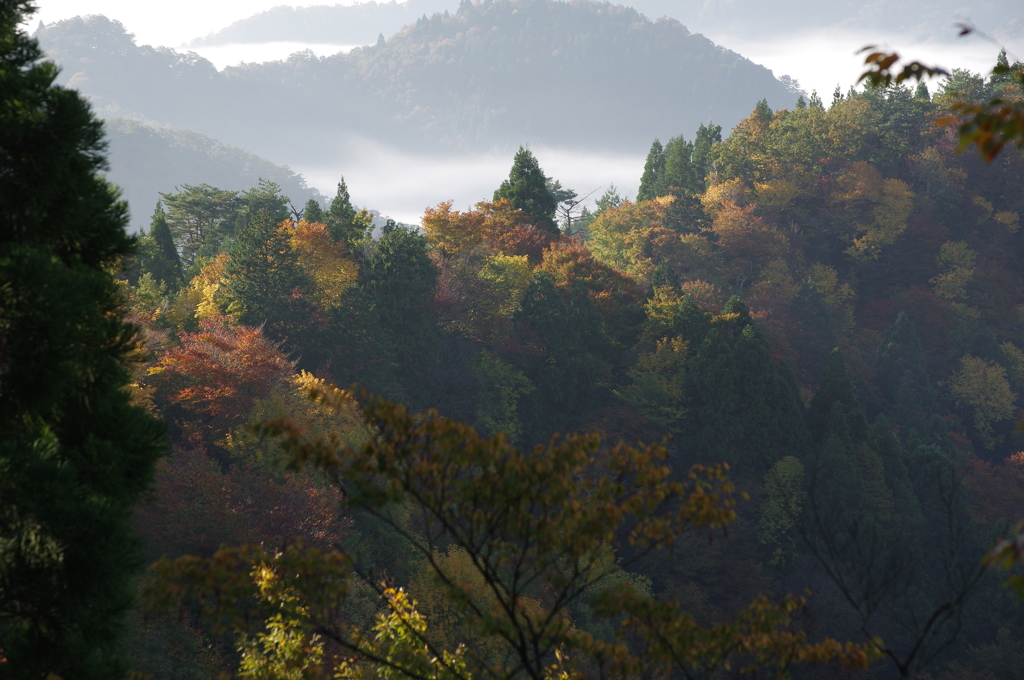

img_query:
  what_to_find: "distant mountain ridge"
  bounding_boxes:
[37,0,800,163]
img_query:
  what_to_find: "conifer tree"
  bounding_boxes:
[494,146,558,234]
[661,135,708,231]
[514,273,612,443]
[637,138,665,202]
[359,225,439,407]
[788,280,836,383]
[682,297,809,474]
[159,183,239,269]
[226,211,313,354]
[0,3,164,675]
[327,176,358,242]
[142,202,182,292]
[807,348,867,447]
[691,122,722,188]
[303,197,324,224]
[876,312,942,441]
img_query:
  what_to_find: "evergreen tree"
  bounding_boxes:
[359,225,439,407]
[494,146,558,234]
[682,297,809,474]
[303,197,324,224]
[807,348,867,447]
[866,416,923,529]
[0,3,165,675]
[692,122,722,188]
[514,273,612,444]
[662,136,699,196]
[662,135,707,232]
[225,211,313,356]
[141,202,182,292]
[239,178,289,225]
[788,280,836,385]
[327,176,358,242]
[649,260,681,295]
[876,312,942,441]
[159,183,239,269]
[637,138,665,202]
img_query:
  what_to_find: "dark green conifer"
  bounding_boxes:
[359,225,439,407]
[691,122,722,188]
[494,146,558,234]
[514,273,612,443]
[0,3,165,675]
[226,210,313,353]
[327,176,358,242]
[876,312,942,441]
[304,197,324,223]
[807,348,867,447]
[789,280,836,384]
[682,297,809,474]
[144,202,182,292]
[637,138,665,202]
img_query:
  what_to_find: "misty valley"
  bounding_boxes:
[4,1,1024,679]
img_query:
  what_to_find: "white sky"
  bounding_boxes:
[28,0,363,47]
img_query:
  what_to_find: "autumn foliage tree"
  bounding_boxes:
[148,317,293,443]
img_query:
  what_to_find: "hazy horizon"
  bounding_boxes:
[32,0,1023,97]
[31,0,1024,227]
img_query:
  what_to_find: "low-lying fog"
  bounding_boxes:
[294,140,646,226]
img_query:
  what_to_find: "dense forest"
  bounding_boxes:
[99,54,1024,677]
[6,0,1024,678]
[35,0,798,161]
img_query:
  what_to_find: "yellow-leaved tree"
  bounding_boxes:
[945,355,1016,450]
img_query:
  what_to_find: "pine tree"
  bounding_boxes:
[0,3,165,675]
[637,138,665,202]
[494,146,558,234]
[159,183,239,269]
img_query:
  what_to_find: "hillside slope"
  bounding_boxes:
[38,0,799,162]
[103,118,322,231]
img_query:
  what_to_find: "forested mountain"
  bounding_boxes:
[104,118,323,230]
[12,0,1024,677]
[36,0,799,162]
[110,57,1024,677]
